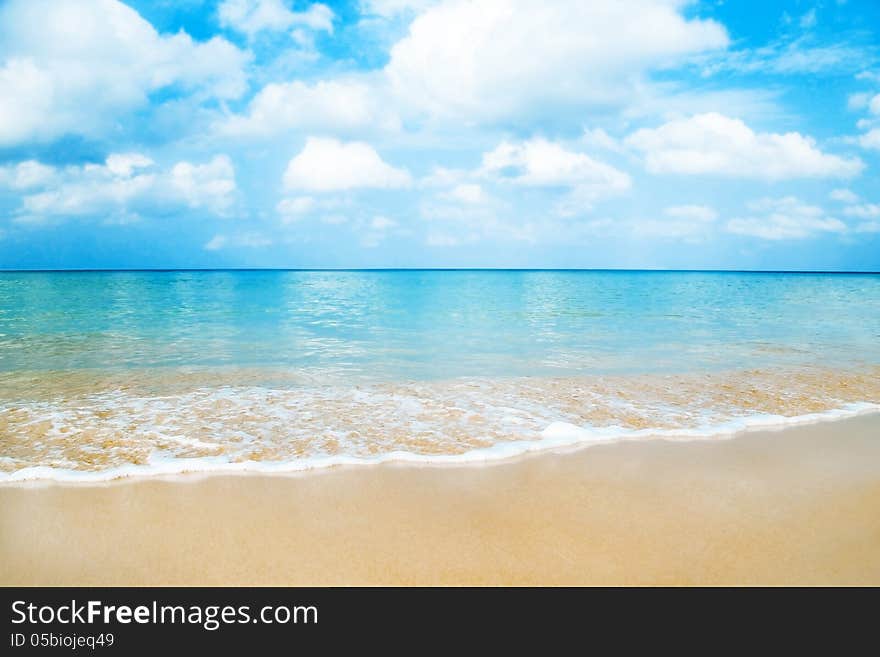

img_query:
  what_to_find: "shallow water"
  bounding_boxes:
[1,270,878,480]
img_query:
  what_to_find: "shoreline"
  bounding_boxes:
[3,403,879,486]
[2,413,880,585]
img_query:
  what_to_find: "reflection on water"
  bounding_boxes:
[1,270,879,377]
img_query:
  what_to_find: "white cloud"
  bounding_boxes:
[420,167,469,188]
[627,113,863,179]
[105,154,155,178]
[829,188,859,203]
[277,196,317,221]
[19,173,155,224]
[444,184,489,204]
[699,37,870,77]
[848,92,870,111]
[276,195,350,223]
[170,155,237,215]
[282,137,412,191]
[204,232,271,251]
[218,79,399,137]
[3,153,237,223]
[370,215,397,230]
[582,128,624,153]
[420,177,501,230]
[480,138,631,201]
[622,204,718,241]
[478,137,631,217]
[859,128,880,150]
[664,204,718,222]
[425,233,463,247]
[0,160,57,189]
[726,197,846,240]
[218,0,334,38]
[384,0,728,120]
[0,0,249,146]
[204,235,228,250]
[360,215,400,247]
[418,138,628,227]
[843,203,880,219]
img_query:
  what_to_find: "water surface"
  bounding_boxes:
[1,270,878,480]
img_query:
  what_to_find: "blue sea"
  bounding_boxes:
[1,270,878,481]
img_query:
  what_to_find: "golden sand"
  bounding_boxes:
[2,413,879,586]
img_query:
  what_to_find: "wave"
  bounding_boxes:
[2,401,877,484]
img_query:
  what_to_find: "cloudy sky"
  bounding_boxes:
[1,0,879,270]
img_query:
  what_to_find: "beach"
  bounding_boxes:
[2,270,879,586]
[3,413,879,586]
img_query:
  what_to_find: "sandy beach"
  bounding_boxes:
[2,413,879,586]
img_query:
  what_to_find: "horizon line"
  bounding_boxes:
[1,267,879,275]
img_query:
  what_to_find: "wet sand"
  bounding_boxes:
[2,414,879,586]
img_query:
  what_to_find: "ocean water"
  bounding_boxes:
[1,270,878,481]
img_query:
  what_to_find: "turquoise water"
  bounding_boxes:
[1,270,879,481]
[2,270,879,378]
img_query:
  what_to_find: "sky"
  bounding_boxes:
[1,0,879,270]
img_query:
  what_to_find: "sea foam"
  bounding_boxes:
[2,400,877,484]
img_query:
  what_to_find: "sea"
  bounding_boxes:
[1,269,878,481]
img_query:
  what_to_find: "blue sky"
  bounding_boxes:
[1,0,879,270]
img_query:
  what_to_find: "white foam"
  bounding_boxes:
[2,401,877,484]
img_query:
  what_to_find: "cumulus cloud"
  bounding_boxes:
[282,137,412,191]
[416,137,628,233]
[105,154,155,178]
[726,197,846,240]
[444,184,489,204]
[480,138,631,208]
[626,113,863,179]
[419,174,501,231]
[218,0,334,38]
[0,160,57,190]
[829,188,859,203]
[850,82,880,151]
[843,203,880,219]
[859,128,880,150]
[0,0,249,146]
[170,156,237,215]
[218,79,399,136]
[276,195,350,224]
[849,91,880,116]
[384,0,728,120]
[1,153,237,223]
